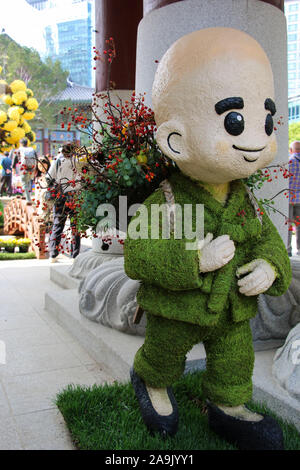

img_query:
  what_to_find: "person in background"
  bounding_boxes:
[288,140,300,256]
[34,156,52,223]
[19,138,37,202]
[46,142,81,262]
[0,151,12,196]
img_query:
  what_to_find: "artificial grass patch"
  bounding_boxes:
[0,251,36,260]
[56,371,300,450]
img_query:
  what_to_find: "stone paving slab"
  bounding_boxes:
[0,258,116,450]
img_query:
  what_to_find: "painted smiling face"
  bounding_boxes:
[153,28,277,184]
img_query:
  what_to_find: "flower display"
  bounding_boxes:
[25,97,38,111]
[12,90,28,105]
[0,74,39,151]
[22,111,35,120]
[0,110,7,125]
[10,80,27,93]
[58,39,172,237]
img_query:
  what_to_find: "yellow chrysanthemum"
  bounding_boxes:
[22,111,35,120]
[3,120,18,132]
[5,136,15,145]
[18,107,24,114]
[7,107,20,123]
[10,80,27,94]
[25,97,39,111]
[6,127,26,144]
[12,91,27,105]
[0,110,7,125]
[26,88,34,97]
[19,116,25,125]
[2,94,13,106]
[22,121,31,133]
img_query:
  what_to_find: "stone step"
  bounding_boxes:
[44,287,206,382]
[252,349,300,432]
[50,264,80,290]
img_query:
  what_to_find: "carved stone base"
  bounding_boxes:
[272,322,300,402]
[79,257,146,336]
[68,250,122,280]
[69,234,124,281]
[251,257,300,350]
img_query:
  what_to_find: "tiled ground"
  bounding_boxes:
[0,258,115,450]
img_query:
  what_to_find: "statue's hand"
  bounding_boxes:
[198,233,235,272]
[236,259,276,296]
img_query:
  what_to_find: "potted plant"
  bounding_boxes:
[3,238,16,253]
[16,238,31,253]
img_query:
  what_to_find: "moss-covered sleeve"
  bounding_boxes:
[251,212,292,296]
[124,189,203,291]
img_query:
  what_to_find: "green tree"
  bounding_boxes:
[289,121,300,146]
[0,34,69,128]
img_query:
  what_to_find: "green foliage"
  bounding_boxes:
[75,140,171,233]
[56,370,300,450]
[0,251,36,260]
[0,34,69,127]
[289,121,300,146]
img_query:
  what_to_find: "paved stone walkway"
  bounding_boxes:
[0,257,115,450]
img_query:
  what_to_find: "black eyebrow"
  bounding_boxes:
[264,98,276,116]
[215,97,244,115]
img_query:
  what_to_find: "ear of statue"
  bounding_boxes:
[156,120,185,161]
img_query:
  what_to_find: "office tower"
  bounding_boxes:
[26,0,94,87]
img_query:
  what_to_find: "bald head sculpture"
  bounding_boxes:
[152,28,277,184]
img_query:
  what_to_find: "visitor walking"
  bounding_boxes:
[0,151,12,196]
[19,138,37,202]
[47,142,81,262]
[35,156,52,223]
[288,140,300,256]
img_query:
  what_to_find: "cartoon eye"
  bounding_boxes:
[265,114,274,136]
[224,112,244,136]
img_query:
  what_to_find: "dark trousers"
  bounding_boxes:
[49,198,80,259]
[288,203,300,255]
[0,175,12,196]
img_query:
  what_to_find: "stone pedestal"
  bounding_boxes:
[273,323,300,402]
[251,257,300,350]
[78,257,145,336]
[69,235,124,281]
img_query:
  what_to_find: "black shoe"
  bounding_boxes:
[130,367,179,437]
[207,402,284,450]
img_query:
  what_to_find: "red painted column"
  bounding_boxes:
[95,0,143,92]
[143,0,284,14]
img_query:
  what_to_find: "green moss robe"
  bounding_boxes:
[124,171,292,326]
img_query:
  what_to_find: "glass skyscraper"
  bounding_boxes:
[285,0,300,121]
[26,0,94,87]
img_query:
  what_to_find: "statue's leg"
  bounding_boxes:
[203,317,284,450]
[131,313,199,437]
[202,318,254,407]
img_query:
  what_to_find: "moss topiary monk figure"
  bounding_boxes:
[124,27,292,450]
